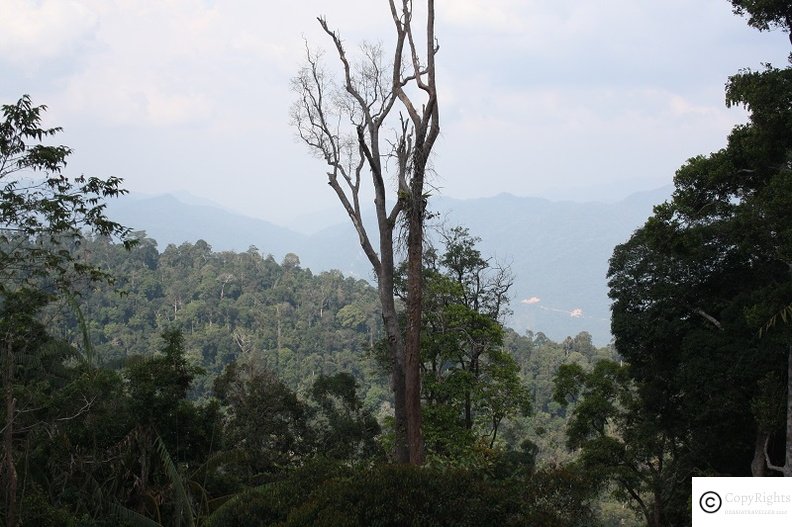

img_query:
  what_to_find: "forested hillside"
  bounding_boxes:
[50,234,619,466]
[10,232,636,526]
[53,235,384,398]
[106,188,670,345]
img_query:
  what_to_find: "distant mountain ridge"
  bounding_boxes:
[107,193,305,257]
[107,187,672,345]
[429,190,671,346]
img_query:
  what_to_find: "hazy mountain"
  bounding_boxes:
[106,193,306,257]
[429,188,671,346]
[107,187,672,345]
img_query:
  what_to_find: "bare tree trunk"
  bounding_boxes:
[399,0,439,464]
[463,351,481,431]
[377,231,409,462]
[752,430,769,476]
[464,392,472,431]
[650,497,662,527]
[292,0,439,465]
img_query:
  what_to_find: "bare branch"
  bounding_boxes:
[317,17,377,132]
[692,307,724,331]
[56,396,97,422]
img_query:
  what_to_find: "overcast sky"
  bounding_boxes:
[2,0,789,225]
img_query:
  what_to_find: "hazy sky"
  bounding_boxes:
[2,0,789,225]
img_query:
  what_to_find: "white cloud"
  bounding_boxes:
[439,0,529,33]
[521,296,541,305]
[27,0,393,129]
[667,94,722,118]
[434,68,741,200]
[61,67,213,127]
[1,0,785,222]
[41,0,236,127]
[0,0,98,65]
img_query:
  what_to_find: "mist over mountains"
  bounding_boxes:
[107,187,672,345]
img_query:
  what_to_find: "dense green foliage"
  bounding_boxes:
[206,461,597,527]
[0,95,135,527]
[730,0,792,36]
[0,231,630,526]
[48,236,385,399]
[0,95,132,293]
[415,227,529,463]
[596,8,792,526]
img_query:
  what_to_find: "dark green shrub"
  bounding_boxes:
[205,458,351,527]
[284,464,593,527]
[19,485,78,527]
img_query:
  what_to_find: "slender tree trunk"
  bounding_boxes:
[651,498,662,527]
[2,341,17,527]
[400,0,440,459]
[405,186,425,464]
[464,352,481,431]
[489,416,502,449]
[377,252,409,463]
[464,392,472,431]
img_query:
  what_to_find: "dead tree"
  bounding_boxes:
[291,0,439,464]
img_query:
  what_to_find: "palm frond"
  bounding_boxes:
[64,290,95,367]
[154,434,195,527]
[761,302,792,337]
[110,503,164,527]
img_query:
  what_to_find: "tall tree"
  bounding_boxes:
[606,4,792,493]
[416,227,527,460]
[291,0,440,464]
[0,95,132,527]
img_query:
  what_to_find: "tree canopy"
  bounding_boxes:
[0,95,132,293]
[601,7,792,523]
